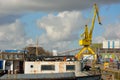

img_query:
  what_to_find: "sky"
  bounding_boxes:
[0,0,120,52]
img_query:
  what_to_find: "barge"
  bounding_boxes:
[0,53,101,80]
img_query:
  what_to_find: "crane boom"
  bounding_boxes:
[89,3,101,39]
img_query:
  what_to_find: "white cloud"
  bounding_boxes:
[37,11,87,41]
[94,36,106,43]
[26,38,35,45]
[104,23,120,39]
[37,11,87,50]
[94,23,120,43]
[0,20,26,49]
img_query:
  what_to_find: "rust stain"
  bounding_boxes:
[26,61,76,74]
[59,62,65,72]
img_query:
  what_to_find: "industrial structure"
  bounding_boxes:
[75,3,102,67]
[0,3,120,80]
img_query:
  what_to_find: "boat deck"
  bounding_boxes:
[0,72,101,80]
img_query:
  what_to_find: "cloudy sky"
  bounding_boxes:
[0,0,120,51]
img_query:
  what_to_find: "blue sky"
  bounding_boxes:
[20,12,47,40]
[0,0,120,52]
[21,3,120,39]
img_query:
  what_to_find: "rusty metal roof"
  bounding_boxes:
[0,72,75,80]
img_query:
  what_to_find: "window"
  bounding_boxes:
[30,65,33,68]
[107,50,114,53]
[41,65,55,71]
[66,65,75,71]
[99,50,105,53]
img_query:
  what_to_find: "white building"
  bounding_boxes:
[103,40,120,48]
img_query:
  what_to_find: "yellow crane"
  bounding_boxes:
[75,3,102,64]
